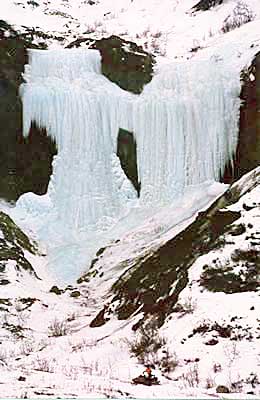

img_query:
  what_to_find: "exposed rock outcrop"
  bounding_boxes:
[223,51,260,183]
[237,51,260,178]
[89,168,260,328]
[0,20,57,201]
[117,128,140,194]
[0,211,40,285]
[67,35,155,94]
[192,0,223,12]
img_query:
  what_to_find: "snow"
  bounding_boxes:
[16,14,259,284]
[19,41,243,237]
[0,0,260,398]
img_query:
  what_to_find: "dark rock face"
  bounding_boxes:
[223,51,260,183]
[117,128,140,194]
[67,35,155,94]
[111,205,241,323]
[90,306,109,328]
[237,52,260,177]
[0,211,40,284]
[16,123,57,199]
[192,0,223,12]
[88,169,259,328]
[0,20,57,202]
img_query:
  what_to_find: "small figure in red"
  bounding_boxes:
[143,366,152,380]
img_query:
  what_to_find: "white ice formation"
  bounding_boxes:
[20,48,241,232]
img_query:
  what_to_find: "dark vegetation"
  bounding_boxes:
[237,51,260,176]
[88,182,254,328]
[200,249,259,293]
[88,169,260,329]
[128,318,179,372]
[110,209,241,324]
[27,1,40,8]
[187,319,254,342]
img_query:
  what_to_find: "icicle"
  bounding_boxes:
[134,59,241,204]
[20,48,137,232]
[20,49,241,233]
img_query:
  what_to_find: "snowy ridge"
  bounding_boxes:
[1,0,260,61]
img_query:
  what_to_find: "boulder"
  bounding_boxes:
[216,385,230,393]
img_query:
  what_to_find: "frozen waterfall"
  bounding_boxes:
[134,61,240,203]
[20,48,241,232]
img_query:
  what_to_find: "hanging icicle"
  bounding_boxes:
[20,48,241,232]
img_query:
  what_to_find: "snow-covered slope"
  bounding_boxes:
[1,0,260,60]
[0,0,259,398]
[0,169,259,398]
[9,0,259,283]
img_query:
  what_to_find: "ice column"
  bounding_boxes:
[20,49,241,231]
[21,49,136,231]
[134,60,241,204]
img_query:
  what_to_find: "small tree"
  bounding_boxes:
[181,364,200,387]
[48,318,69,337]
[128,319,166,364]
[128,318,179,372]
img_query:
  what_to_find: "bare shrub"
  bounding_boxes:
[62,365,79,380]
[128,319,166,363]
[71,338,96,352]
[224,342,240,390]
[37,338,49,352]
[34,355,54,373]
[224,342,239,368]
[174,295,196,315]
[20,340,34,356]
[67,312,77,322]
[48,318,69,337]
[245,372,259,389]
[222,1,255,33]
[231,374,243,392]
[160,349,179,373]
[16,311,28,326]
[0,349,7,365]
[181,364,200,387]
[128,319,179,372]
